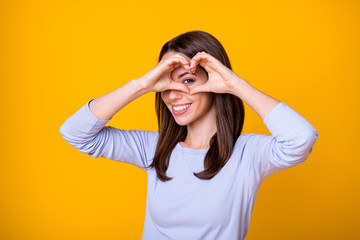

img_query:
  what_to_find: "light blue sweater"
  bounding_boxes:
[59,99,318,240]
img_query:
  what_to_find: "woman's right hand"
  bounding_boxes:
[136,53,192,93]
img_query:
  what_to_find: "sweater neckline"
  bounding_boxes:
[177,142,209,155]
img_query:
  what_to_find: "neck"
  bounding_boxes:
[182,106,217,149]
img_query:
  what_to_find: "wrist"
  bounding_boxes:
[131,77,152,96]
[228,75,248,96]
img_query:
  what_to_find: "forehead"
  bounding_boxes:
[161,51,191,61]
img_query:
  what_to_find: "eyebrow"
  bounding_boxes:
[177,72,197,79]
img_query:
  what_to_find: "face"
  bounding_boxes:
[160,51,216,127]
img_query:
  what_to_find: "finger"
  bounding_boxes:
[167,81,190,93]
[190,83,212,94]
[169,57,191,73]
[189,51,212,73]
[169,54,193,73]
[160,55,187,67]
[173,62,191,73]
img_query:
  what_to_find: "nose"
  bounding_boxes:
[168,89,184,101]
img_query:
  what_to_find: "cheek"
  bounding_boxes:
[161,92,169,102]
[203,93,215,108]
[193,93,213,107]
[160,92,173,111]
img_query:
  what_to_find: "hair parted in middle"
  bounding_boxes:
[147,30,245,181]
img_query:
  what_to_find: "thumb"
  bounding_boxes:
[190,83,211,94]
[168,82,190,93]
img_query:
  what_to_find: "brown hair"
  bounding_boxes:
[148,30,245,181]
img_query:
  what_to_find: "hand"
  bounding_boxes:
[189,51,240,94]
[139,53,192,93]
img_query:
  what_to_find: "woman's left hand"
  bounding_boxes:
[189,51,241,94]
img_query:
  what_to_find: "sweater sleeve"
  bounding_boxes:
[59,98,158,171]
[244,102,319,183]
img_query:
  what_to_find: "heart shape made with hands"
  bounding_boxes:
[171,52,206,74]
[169,51,237,95]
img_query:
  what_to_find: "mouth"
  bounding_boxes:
[172,103,192,115]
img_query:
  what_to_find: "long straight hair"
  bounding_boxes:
[148,30,245,181]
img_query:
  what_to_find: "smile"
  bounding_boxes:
[172,104,191,115]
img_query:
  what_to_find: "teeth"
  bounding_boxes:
[173,104,191,111]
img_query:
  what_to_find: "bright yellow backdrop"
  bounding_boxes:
[1,0,359,239]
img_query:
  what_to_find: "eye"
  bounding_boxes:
[183,79,194,84]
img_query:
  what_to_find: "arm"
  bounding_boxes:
[189,51,319,181]
[228,78,280,120]
[59,97,158,170]
[59,53,193,168]
[228,72,318,181]
[244,102,319,182]
[89,52,192,120]
[88,79,148,120]
[231,78,319,182]
[189,51,280,120]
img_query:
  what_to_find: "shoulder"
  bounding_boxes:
[123,129,158,139]
[137,130,159,155]
[134,129,159,139]
[129,129,159,146]
[107,129,159,153]
[231,133,275,161]
[234,132,272,149]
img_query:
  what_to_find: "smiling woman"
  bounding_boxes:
[59,30,319,240]
[153,39,244,181]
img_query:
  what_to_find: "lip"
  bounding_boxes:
[172,103,192,107]
[172,103,192,115]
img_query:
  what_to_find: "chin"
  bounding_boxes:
[174,120,188,126]
[172,117,189,126]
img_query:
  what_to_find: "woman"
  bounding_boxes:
[60,30,318,240]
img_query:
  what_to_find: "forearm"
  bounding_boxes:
[89,78,149,120]
[229,77,281,120]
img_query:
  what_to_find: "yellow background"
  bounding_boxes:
[1,0,359,239]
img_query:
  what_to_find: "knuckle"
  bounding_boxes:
[174,53,187,59]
